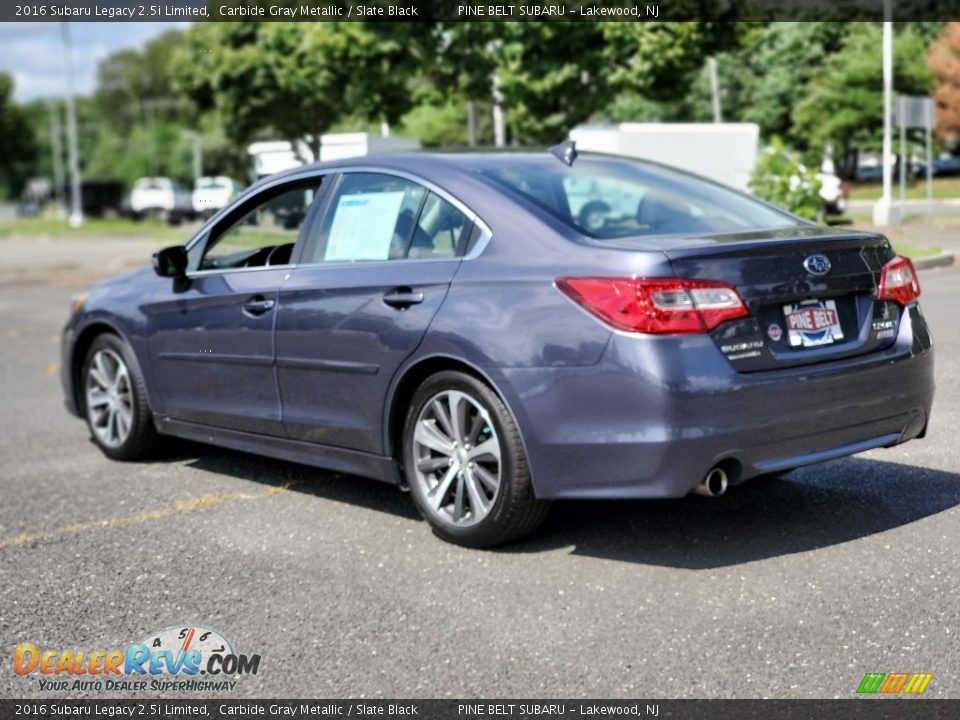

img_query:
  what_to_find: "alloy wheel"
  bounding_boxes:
[85,348,134,448]
[411,390,502,528]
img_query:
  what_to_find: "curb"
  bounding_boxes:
[912,252,955,270]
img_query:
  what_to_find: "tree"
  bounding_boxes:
[792,23,934,177]
[731,23,848,140]
[429,23,610,145]
[433,23,741,146]
[178,22,427,157]
[928,22,960,149]
[602,22,741,103]
[0,74,37,199]
[495,23,612,144]
[95,29,190,135]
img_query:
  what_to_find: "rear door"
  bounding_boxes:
[274,171,473,453]
[664,228,899,372]
[145,177,324,435]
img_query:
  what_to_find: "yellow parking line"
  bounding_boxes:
[0,482,298,551]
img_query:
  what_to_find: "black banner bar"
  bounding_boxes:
[2,0,960,23]
[2,700,960,720]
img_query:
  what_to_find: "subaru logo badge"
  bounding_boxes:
[803,254,831,276]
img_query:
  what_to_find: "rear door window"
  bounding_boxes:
[307,173,467,263]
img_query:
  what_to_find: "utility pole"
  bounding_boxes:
[467,100,477,148]
[47,100,65,212]
[873,1,897,226]
[492,74,505,148]
[707,57,722,124]
[61,22,83,227]
[182,130,203,181]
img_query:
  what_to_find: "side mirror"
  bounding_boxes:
[152,245,188,278]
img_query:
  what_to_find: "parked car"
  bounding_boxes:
[932,155,960,177]
[129,177,193,224]
[61,151,934,547]
[192,176,242,219]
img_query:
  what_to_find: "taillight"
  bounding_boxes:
[555,276,748,334]
[877,255,921,306]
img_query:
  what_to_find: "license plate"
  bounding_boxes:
[783,299,844,347]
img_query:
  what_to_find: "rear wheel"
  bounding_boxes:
[82,334,158,461]
[402,371,549,547]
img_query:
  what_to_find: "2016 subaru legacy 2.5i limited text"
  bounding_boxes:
[61,147,934,547]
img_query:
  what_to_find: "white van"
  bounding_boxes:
[129,177,193,224]
[192,176,242,219]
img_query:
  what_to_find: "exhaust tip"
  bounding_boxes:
[695,467,728,497]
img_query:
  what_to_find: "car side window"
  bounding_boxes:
[409,192,467,259]
[308,173,466,263]
[199,181,320,271]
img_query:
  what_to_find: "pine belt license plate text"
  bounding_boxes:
[783,299,844,347]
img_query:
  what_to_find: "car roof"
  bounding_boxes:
[259,151,630,185]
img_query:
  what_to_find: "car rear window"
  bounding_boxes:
[480,156,802,240]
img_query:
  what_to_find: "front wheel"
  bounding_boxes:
[402,371,549,548]
[82,334,158,461]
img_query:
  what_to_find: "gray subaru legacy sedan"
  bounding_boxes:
[61,150,934,547]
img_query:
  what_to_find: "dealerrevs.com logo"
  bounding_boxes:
[14,625,261,693]
[856,672,933,695]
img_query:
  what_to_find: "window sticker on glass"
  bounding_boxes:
[324,191,406,261]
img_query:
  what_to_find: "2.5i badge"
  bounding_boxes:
[783,299,844,347]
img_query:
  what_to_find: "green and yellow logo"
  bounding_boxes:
[856,672,933,694]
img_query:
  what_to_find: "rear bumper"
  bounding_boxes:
[501,305,934,499]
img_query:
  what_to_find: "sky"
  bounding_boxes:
[0,22,187,103]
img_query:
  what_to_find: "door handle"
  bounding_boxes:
[243,295,275,315]
[382,288,425,309]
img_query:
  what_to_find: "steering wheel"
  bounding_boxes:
[266,244,293,266]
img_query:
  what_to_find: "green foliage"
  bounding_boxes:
[793,23,934,174]
[95,30,191,134]
[432,23,611,145]
[730,23,848,140]
[178,22,426,155]
[750,138,823,220]
[399,97,492,148]
[602,23,739,103]
[0,74,38,199]
[494,23,611,144]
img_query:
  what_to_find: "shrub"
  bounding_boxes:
[750,138,823,220]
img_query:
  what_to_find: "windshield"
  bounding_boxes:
[134,178,170,190]
[196,177,230,189]
[481,156,802,239]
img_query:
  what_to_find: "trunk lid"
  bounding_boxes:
[661,228,900,372]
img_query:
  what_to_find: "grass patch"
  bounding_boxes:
[849,176,960,201]
[892,243,941,259]
[0,216,193,242]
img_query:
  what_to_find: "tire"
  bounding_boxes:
[402,371,550,548]
[81,334,158,461]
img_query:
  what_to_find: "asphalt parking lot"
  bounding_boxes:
[1,247,958,699]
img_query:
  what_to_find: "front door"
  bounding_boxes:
[146,178,324,435]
